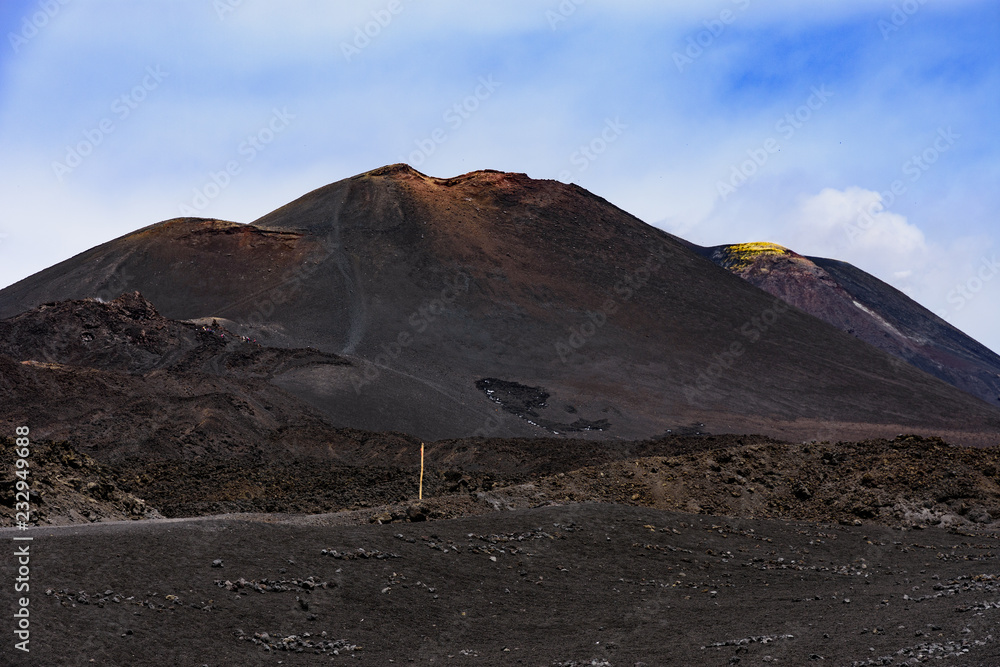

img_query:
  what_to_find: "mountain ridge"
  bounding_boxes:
[2,165,998,446]
[701,242,1000,408]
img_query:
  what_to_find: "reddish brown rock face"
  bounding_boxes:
[2,165,999,447]
[704,242,1000,409]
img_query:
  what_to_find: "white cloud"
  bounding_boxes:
[660,182,999,354]
[780,187,998,354]
[793,186,928,263]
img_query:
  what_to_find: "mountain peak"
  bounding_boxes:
[108,290,160,319]
[362,163,430,179]
[4,168,1000,444]
[708,242,797,272]
[361,163,532,188]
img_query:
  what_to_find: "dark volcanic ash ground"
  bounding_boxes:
[4,431,1000,665]
[4,504,1000,666]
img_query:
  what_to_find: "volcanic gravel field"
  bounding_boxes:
[4,503,1000,666]
[4,432,1000,665]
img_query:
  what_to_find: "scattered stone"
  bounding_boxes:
[214,576,330,593]
[244,632,358,655]
[407,505,428,522]
[320,547,400,560]
[703,634,795,649]
[850,633,995,666]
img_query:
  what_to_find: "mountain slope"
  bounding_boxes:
[2,165,999,444]
[0,291,370,461]
[703,242,1000,408]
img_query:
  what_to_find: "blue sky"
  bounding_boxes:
[1,0,998,354]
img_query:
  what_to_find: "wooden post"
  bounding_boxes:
[419,443,424,500]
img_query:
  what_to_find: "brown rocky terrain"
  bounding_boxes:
[5,427,1000,664]
[6,433,1000,534]
[0,438,159,525]
[520,435,1000,530]
[0,291,364,461]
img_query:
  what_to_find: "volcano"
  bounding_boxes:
[5,165,1000,667]
[2,164,999,445]
[702,242,1000,409]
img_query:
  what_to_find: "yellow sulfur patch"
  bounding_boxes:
[715,242,790,271]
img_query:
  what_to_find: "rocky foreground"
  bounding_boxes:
[4,433,1000,664]
[5,434,1000,532]
[5,503,1000,665]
